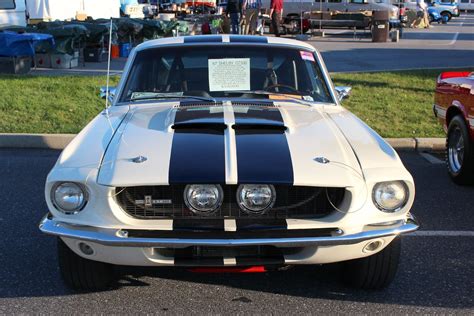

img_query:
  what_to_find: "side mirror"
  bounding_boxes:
[335,86,352,102]
[100,86,117,103]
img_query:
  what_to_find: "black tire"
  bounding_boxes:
[446,115,474,185]
[441,11,452,21]
[57,238,114,291]
[342,237,401,290]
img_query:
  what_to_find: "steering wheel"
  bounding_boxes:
[264,84,299,94]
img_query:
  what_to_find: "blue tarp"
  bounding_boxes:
[0,31,55,57]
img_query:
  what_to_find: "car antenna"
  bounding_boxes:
[105,18,113,113]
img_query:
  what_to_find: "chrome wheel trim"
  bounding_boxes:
[448,126,464,173]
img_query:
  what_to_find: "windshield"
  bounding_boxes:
[118,45,334,103]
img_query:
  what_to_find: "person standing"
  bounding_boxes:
[270,0,283,37]
[242,0,261,35]
[415,0,430,28]
[226,0,242,34]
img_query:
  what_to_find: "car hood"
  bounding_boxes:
[97,101,363,188]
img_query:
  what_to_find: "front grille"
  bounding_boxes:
[115,185,345,219]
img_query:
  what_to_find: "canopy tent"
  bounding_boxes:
[0,31,54,56]
[26,0,120,21]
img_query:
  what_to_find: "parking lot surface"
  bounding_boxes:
[313,13,474,72]
[0,149,472,314]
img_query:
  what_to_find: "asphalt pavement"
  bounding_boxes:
[312,13,474,72]
[0,149,472,314]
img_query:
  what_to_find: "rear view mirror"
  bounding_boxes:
[100,86,117,103]
[335,86,352,102]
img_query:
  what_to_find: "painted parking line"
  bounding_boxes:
[419,152,445,165]
[448,16,466,45]
[407,230,474,237]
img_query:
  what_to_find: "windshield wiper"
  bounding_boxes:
[224,90,301,98]
[224,90,314,101]
[130,92,216,103]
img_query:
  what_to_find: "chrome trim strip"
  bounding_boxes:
[39,214,419,248]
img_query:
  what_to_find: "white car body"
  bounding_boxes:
[40,36,417,271]
[0,0,27,27]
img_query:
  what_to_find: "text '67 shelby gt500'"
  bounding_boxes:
[39,35,419,291]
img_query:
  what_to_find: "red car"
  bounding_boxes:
[434,71,474,184]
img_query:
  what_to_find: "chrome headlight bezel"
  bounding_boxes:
[184,184,223,215]
[51,182,88,215]
[236,184,276,214]
[372,181,409,213]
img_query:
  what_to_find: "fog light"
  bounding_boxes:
[78,242,94,255]
[237,184,276,214]
[184,184,223,215]
[363,240,383,253]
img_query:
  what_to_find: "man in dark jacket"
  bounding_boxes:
[226,0,242,34]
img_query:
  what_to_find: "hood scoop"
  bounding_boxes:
[232,123,287,131]
[172,122,227,130]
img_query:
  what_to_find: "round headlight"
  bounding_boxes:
[184,184,223,215]
[237,184,276,214]
[372,181,408,212]
[51,182,87,214]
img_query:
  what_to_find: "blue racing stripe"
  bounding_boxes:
[234,106,294,184]
[168,105,226,184]
[229,36,268,43]
[183,35,222,43]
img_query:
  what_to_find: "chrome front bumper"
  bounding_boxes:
[39,214,419,248]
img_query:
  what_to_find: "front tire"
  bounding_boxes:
[57,238,114,291]
[342,237,401,290]
[446,115,474,185]
[441,11,452,21]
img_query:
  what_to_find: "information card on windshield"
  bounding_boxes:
[208,58,250,91]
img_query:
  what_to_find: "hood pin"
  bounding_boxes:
[314,157,330,164]
[131,156,147,163]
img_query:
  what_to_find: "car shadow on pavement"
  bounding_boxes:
[1,233,471,311]
[109,236,472,310]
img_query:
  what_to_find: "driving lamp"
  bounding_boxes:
[184,184,223,215]
[51,182,88,214]
[237,184,276,214]
[372,181,409,212]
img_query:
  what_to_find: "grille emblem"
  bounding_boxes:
[145,195,152,207]
[134,196,172,206]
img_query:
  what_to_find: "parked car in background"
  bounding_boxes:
[262,0,400,20]
[434,71,474,184]
[458,0,474,11]
[403,0,460,20]
[428,6,442,22]
[39,35,418,291]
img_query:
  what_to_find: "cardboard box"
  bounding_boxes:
[35,53,51,68]
[0,56,32,74]
[50,53,79,69]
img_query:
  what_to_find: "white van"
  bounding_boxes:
[261,0,400,20]
[0,0,27,26]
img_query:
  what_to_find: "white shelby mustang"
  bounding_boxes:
[39,35,418,291]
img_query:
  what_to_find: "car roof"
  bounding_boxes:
[135,35,318,53]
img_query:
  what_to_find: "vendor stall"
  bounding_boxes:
[0,30,54,73]
[26,0,120,22]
